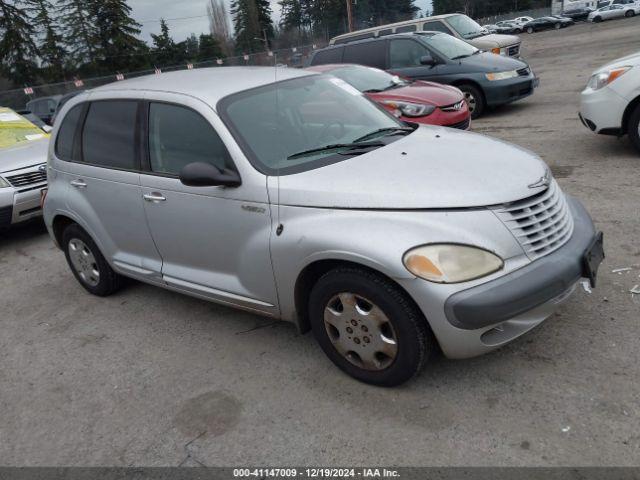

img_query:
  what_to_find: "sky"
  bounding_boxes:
[130,0,434,43]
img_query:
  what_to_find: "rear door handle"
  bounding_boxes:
[143,193,166,203]
[70,179,87,188]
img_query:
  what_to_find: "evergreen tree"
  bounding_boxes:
[33,0,66,82]
[184,34,200,61]
[197,33,223,62]
[57,0,96,68]
[90,0,147,72]
[151,19,177,67]
[231,0,274,53]
[0,0,39,86]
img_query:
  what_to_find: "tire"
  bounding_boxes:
[458,83,485,119]
[628,103,640,154]
[62,224,123,296]
[527,26,534,33]
[308,267,436,387]
[515,28,522,33]
[625,10,634,17]
[593,16,602,22]
[554,22,561,29]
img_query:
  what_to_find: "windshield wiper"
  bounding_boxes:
[352,127,414,143]
[286,141,385,160]
[451,54,472,60]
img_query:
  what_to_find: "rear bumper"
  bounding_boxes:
[484,73,538,106]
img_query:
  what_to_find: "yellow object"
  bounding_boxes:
[0,107,50,149]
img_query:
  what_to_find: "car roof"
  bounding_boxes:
[90,67,316,106]
[306,63,377,73]
[318,31,439,51]
[330,13,464,41]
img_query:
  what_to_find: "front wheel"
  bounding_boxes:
[625,10,634,17]
[458,83,485,119]
[527,26,534,33]
[554,22,561,29]
[628,104,640,154]
[593,16,602,22]
[309,267,435,387]
[515,28,522,33]
[62,224,124,296]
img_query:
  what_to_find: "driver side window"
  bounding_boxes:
[389,39,429,68]
[148,102,233,175]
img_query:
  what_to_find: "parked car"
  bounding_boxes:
[306,64,471,129]
[51,91,84,125]
[330,14,523,58]
[495,20,524,33]
[14,111,53,133]
[561,7,595,21]
[0,107,50,230]
[549,14,576,26]
[588,3,639,21]
[513,16,534,24]
[44,67,603,386]
[309,32,538,119]
[482,24,498,33]
[580,51,640,153]
[522,17,565,33]
[25,95,62,125]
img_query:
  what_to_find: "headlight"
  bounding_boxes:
[380,100,436,117]
[587,66,631,90]
[0,176,10,188]
[485,70,519,81]
[403,244,504,283]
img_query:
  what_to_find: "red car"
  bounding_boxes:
[306,64,471,130]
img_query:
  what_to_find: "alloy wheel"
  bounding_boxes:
[463,91,477,113]
[68,238,100,287]
[323,292,398,371]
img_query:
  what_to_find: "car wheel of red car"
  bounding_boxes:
[459,84,485,119]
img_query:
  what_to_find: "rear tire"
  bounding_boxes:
[554,22,561,29]
[625,10,634,17]
[527,26,534,33]
[308,267,436,387]
[62,224,123,296]
[593,16,602,22]
[628,104,640,154]
[458,83,485,119]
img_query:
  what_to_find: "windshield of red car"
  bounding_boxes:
[329,66,408,93]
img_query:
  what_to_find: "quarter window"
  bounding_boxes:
[311,47,344,65]
[55,104,83,161]
[389,39,429,68]
[343,41,385,69]
[421,21,454,35]
[395,24,417,33]
[81,101,138,170]
[148,103,232,175]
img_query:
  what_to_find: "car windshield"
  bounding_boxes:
[421,32,479,60]
[0,108,48,150]
[219,75,406,175]
[446,14,486,39]
[329,66,408,93]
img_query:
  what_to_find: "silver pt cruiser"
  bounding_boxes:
[43,67,604,386]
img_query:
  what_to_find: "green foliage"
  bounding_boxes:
[231,0,274,53]
[33,0,66,82]
[0,0,40,85]
[197,33,224,62]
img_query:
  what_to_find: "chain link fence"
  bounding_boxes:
[474,7,553,26]
[0,43,323,112]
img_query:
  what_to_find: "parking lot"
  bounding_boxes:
[1,18,639,467]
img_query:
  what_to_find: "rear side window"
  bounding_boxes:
[343,41,386,69]
[422,21,454,34]
[55,104,83,161]
[378,29,393,37]
[81,101,138,170]
[311,47,344,65]
[389,39,429,68]
[147,102,233,175]
[396,24,417,33]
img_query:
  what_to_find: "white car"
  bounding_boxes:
[588,3,640,21]
[513,16,534,24]
[580,51,640,152]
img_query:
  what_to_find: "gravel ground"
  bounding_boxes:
[1,18,639,467]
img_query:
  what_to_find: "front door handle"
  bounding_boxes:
[70,179,87,188]
[143,193,166,203]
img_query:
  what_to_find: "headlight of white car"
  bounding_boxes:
[587,66,632,90]
[0,176,10,188]
[380,100,436,117]
[403,244,504,284]
[485,70,519,81]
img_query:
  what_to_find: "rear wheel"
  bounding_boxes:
[62,224,123,296]
[308,267,435,387]
[458,83,485,119]
[593,16,602,22]
[527,26,534,33]
[628,104,640,154]
[625,10,634,17]
[554,22,561,29]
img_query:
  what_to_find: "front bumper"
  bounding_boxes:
[400,197,601,359]
[579,85,627,135]
[0,183,46,228]
[484,72,538,107]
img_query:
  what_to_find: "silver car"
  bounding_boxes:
[43,68,604,386]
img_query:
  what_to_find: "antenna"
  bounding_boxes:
[274,52,283,236]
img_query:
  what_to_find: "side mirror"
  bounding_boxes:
[420,55,437,66]
[179,162,241,188]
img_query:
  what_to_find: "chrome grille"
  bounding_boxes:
[5,169,47,188]
[508,44,520,57]
[441,100,465,112]
[493,180,574,260]
[517,67,531,77]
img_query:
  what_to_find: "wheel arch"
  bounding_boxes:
[450,79,486,100]
[51,214,77,248]
[622,94,640,134]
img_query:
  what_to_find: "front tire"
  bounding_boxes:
[593,16,602,22]
[554,22,561,29]
[62,224,123,296]
[527,26,534,33]
[625,10,634,17]
[459,83,485,119]
[628,104,640,154]
[308,267,435,387]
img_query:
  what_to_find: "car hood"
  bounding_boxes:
[470,33,520,49]
[273,126,549,209]
[0,138,49,174]
[594,51,640,72]
[367,81,463,106]
[458,51,528,73]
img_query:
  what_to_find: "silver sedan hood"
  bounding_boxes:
[273,126,548,209]
[0,139,49,174]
